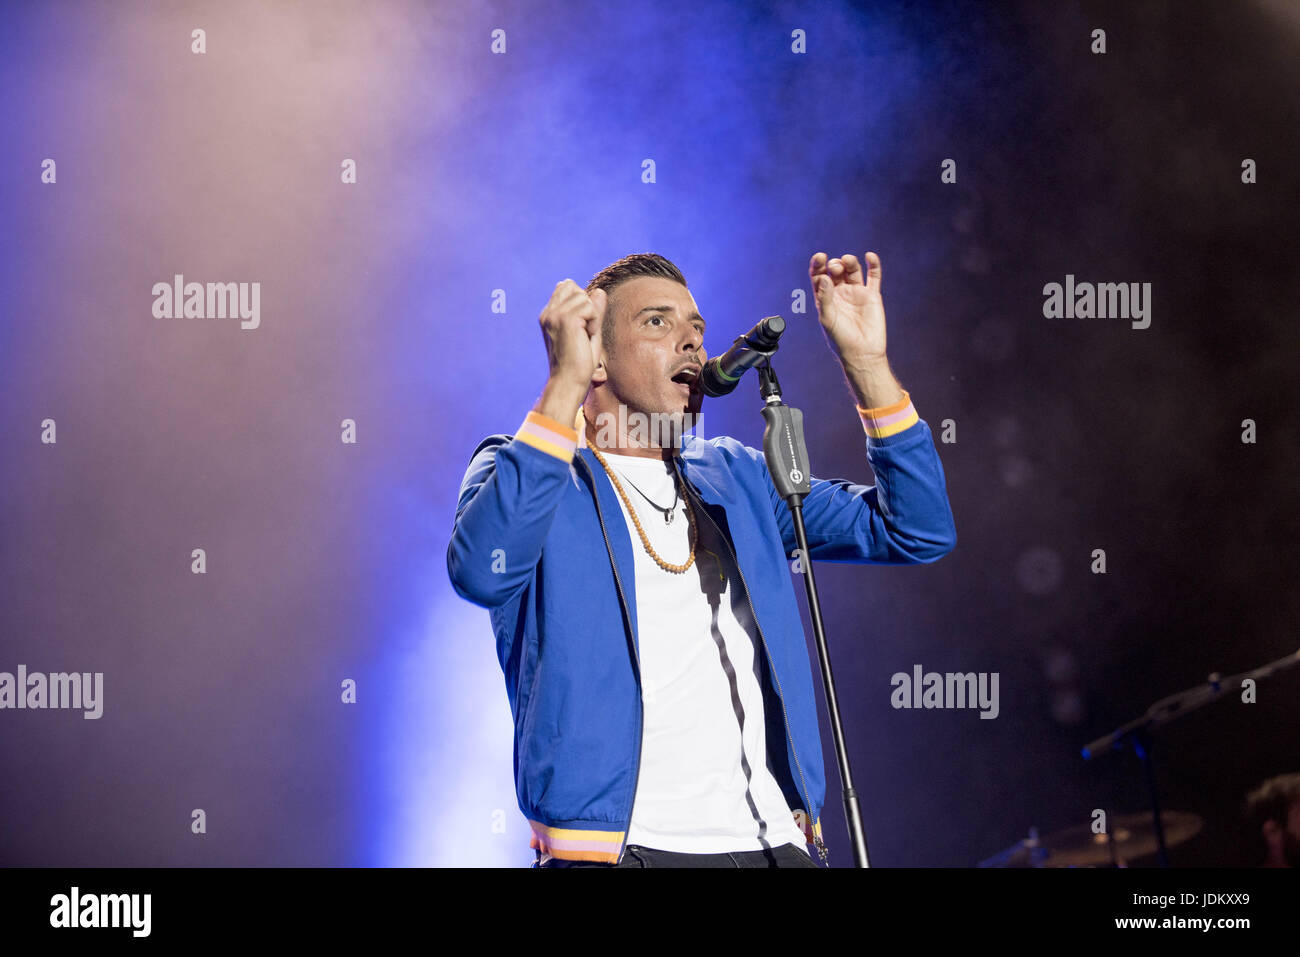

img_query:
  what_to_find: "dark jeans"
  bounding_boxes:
[535,842,822,868]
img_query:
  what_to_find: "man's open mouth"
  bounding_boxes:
[670,364,701,392]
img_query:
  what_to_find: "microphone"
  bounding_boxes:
[700,315,786,397]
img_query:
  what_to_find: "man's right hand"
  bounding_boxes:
[533,280,607,425]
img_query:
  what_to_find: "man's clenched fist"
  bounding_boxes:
[539,280,606,392]
[532,280,608,427]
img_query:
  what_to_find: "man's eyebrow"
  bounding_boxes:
[635,305,706,326]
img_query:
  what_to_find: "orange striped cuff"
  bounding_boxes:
[529,820,625,863]
[516,410,579,462]
[857,389,918,439]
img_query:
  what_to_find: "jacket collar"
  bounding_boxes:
[575,405,738,506]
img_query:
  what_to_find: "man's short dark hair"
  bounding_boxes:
[586,253,688,355]
[1243,772,1300,840]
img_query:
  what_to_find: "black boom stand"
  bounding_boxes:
[755,357,871,868]
[1081,645,1300,867]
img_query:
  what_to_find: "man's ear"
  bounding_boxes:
[1261,818,1284,858]
[591,351,608,385]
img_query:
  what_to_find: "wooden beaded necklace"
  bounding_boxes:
[588,444,697,574]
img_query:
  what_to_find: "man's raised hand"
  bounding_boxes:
[533,280,607,425]
[539,280,606,392]
[808,251,888,367]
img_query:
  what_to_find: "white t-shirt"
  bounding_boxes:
[598,450,810,857]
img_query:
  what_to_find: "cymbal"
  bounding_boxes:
[1038,811,1203,866]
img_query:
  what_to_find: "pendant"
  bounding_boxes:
[665,509,674,526]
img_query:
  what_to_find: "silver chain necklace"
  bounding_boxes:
[611,467,680,525]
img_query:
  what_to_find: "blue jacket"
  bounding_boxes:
[446,399,956,864]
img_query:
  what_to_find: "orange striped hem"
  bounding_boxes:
[528,820,626,863]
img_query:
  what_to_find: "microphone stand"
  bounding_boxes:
[756,357,871,868]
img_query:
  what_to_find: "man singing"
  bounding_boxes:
[447,250,957,867]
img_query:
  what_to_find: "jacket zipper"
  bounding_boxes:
[679,465,829,865]
[577,453,644,866]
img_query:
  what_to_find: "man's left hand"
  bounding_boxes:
[808,251,887,367]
